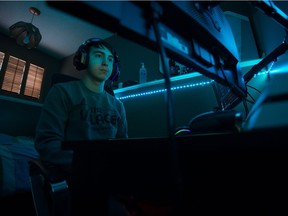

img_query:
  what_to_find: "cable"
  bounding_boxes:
[242,98,249,118]
[246,84,262,95]
[150,2,183,212]
[246,91,256,104]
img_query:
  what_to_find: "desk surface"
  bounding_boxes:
[67,126,288,215]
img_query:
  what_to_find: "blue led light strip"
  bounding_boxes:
[253,70,269,77]
[117,80,213,100]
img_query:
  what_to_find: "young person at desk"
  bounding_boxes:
[35,37,128,170]
[34,38,173,216]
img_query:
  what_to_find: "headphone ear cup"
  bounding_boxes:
[109,54,120,81]
[73,46,88,70]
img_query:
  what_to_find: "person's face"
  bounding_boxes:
[86,45,114,82]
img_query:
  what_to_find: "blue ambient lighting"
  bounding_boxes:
[116,80,213,100]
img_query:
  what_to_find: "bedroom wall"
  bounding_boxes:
[0,33,62,102]
[115,74,219,138]
[0,33,61,137]
[0,95,42,137]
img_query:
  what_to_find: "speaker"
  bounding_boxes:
[73,38,120,81]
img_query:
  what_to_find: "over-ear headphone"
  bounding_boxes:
[73,38,120,81]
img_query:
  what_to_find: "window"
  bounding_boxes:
[24,63,44,98]
[2,55,26,94]
[0,51,45,99]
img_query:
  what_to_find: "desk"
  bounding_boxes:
[66,126,288,215]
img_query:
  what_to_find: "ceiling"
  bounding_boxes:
[0,0,288,66]
[0,1,115,60]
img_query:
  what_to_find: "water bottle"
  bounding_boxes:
[139,62,147,84]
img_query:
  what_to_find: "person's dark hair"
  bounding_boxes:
[84,39,115,56]
[73,38,120,81]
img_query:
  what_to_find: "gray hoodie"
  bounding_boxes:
[34,80,128,165]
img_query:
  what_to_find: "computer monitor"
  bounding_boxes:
[47,0,247,100]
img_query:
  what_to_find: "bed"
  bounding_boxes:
[0,95,41,199]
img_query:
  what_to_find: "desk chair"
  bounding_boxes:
[29,159,70,216]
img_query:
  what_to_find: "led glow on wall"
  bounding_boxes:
[116,80,213,100]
